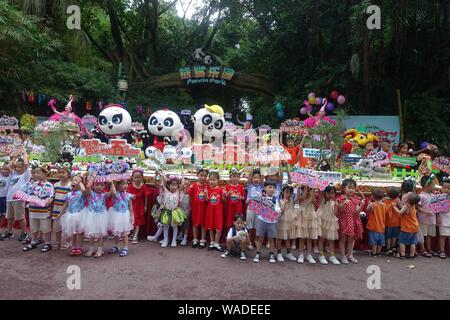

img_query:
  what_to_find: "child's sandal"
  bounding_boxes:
[94,248,104,258]
[23,243,37,252]
[394,253,405,260]
[119,248,129,257]
[84,248,94,257]
[69,248,78,256]
[40,244,52,253]
[439,252,447,259]
[108,246,119,254]
[131,236,139,244]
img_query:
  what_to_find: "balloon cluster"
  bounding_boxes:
[300,90,346,115]
[275,102,285,119]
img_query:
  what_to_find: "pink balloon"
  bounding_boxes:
[337,95,346,105]
[306,105,313,112]
[300,107,307,115]
[315,97,322,105]
[303,100,310,106]
[331,90,339,100]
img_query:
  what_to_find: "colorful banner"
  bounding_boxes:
[432,157,450,174]
[290,172,329,190]
[80,139,141,157]
[248,200,279,223]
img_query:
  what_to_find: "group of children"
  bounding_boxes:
[0,148,150,257]
[1,147,449,265]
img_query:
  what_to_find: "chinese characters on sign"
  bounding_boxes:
[80,139,141,157]
[179,66,236,86]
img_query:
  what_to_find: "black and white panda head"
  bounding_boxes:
[60,143,74,155]
[192,104,225,140]
[148,109,183,138]
[98,104,132,136]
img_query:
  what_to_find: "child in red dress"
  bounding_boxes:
[336,178,366,264]
[188,167,209,249]
[224,168,245,230]
[128,169,149,244]
[205,171,225,252]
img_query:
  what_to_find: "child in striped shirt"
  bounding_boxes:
[51,166,72,249]
[23,166,55,252]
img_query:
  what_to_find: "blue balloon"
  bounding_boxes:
[276,110,285,119]
[419,141,429,150]
[326,102,335,111]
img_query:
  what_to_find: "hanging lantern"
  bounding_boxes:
[117,79,128,92]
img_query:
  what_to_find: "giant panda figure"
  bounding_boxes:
[147,109,184,152]
[97,104,133,142]
[192,104,225,144]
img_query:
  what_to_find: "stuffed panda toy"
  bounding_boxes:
[59,142,75,163]
[147,109,184,152]
[192,104,225,144]
[97,104,133,143]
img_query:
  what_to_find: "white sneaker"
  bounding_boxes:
[286,252,297,261]
[276,253,285,262]
[161,241,168,248]
[171,241,177,247]
[348,255,359,264]
[181,237,187,246]
[147,235,157,242]
[297,254,304,264]
[306,254,316,264]
[240,252,247,261]
[329,256,341,265]
[341,256,349,264]
[253,254,260,263]
[269,254,276,263]
[313,246,320,254]
[318,255,328,265]
[158,239,164,245]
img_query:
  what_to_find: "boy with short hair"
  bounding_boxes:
[366,188,386,256]
[221,215,249,260]
[252,181,281,264]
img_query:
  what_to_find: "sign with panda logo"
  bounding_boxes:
[179,48,235,86]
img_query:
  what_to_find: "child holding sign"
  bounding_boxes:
[417,175,437,257]
[437,177,450,259]
[252,181,281,264]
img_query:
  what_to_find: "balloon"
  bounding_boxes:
[308,97,316,105]
[303,100,310,106]
[337,95,346,105]
[276,110,285,119]
[326,102,335,111]
[275,102,284,111]
[300,107,307,115]
[331,90,339,100]
[419,141,429,150]
[308,92,316,100]
[315,97,322,105]
[306,105,312,112]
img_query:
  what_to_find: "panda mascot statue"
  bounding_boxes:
[192,104,225,144]
[147,109,184,152]
[97,104,133,143]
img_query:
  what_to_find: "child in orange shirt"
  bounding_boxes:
[366,189,387,256]
[393,193,421,259]
[283,136,300,166]
[383,187,401,255]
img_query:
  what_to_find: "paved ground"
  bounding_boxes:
[1,235,449,300]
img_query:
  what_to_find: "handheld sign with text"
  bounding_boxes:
[390,155,417,166]
[247,201,279,223]
[432,157,450,174]
[290,171,329,191]
[80,139,140,157]
[427,194,450,214]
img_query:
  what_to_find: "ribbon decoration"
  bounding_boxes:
[13,191,48,207]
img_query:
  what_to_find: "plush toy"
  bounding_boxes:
[192,104,225,143]
[344,129,379,148]
[148,109,184,152]
[59,142,74,163]
[97,104,132,138]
